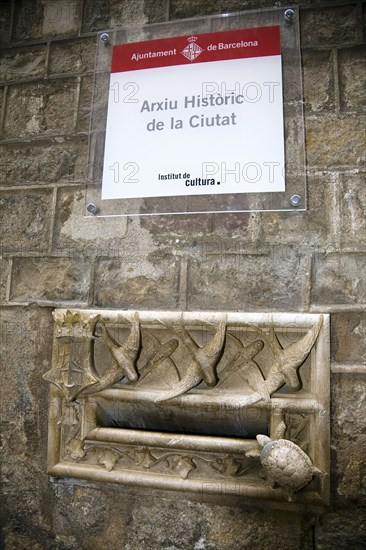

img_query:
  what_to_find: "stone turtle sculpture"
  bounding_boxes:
[255,434,324,501]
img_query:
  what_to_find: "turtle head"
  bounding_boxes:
[256,434,271,447]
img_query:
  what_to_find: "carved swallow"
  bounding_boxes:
[76,313,140,397]
[240,316,324,407]
[155,315,227,402]
[136,334,180,385]
[216,333,264,387]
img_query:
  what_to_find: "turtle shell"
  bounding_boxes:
[260,439,314,491]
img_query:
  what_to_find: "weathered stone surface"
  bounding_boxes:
[0,137,88,185]
[315,507,366,549]
[302,49,334,113]
[0,45,47,83]
[336,436,366,503]
[0,85,4,117]
[124,499,311,550]
[48,37,96,76]
[0,257,10,303]
[81,0,148,32]
[168,0,311,20]
[1,307,57,547]
[12,0,81,42]
[330,375,366,506]
[209,212,252,237]
[94,254,180,308]
[3,79,78,139]
[311,253,366,305]
[52,485,108,540]
[340,173,366,247]
[76,75,93,133]
[338,45,366,111]
[332,374,366,444]
[10,257,91,302]
[0,189,53,253]
[187,248,308,310]
[52,186,129,256]
[0,307,53,439]
[305,116,366,168]
[300,4,359,48]
[331,312,366,364]
[140,209,212,236]
[256,172,332,246]
[0,0,11,47]
[143,0,169,23]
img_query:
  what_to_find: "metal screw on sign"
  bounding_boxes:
[100,33,110,45]
[87,203,98,215]
[290,194,302,207]
[284,8,295,23]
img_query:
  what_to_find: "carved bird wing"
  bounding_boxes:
[226,331,244,354]
[278,316,323,389]
[171,319,198,357]
[139,330,160,372]
[136,339,179,384]
[197,315,227,385]
[76,367,126,396]
[268,325,284,358]
[238,360,265,391]
[217,353,264,389]
[155,365,201,402]
[122,312,141,362]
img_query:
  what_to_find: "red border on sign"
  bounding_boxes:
[111,25,280,73]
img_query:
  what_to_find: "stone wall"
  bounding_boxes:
[0,1,365,548]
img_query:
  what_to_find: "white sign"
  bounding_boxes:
[102,26,285,200]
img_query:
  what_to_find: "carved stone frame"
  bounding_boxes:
[45,310,330,506]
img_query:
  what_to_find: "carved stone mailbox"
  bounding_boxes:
[44,310,330,504]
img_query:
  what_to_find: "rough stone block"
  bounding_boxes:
[52,186,128,256]
[12,0,81,42]
[187,248,308,310]
[94,255,180,308]
[305,116,366,169]
[1,306,57,545]
[124,499,308,550]
[255,172,332,246]
[0,137,88,185]
[0,86,4,116]
[300,5,358,48]
[315,507,366,549]
[10,257,91,302]
[140,208,212,236]
[3,79,78,139]
[340,173,366,247]
[311,252,366,305]
[51,485,108,541]
[76,75,93,133]
[331,312,366,364]
[0,257,10,303]
[0,0,11,47]
[331,374,366,505]
[0,189,53,253]
[338,45,366,111]
[0,45,47,83]
[169,0,272,19]
[0,306,53,430]
[81,0,148,33]
[143,0,169,23]
[48,37,96,76]
[302,49,334,113]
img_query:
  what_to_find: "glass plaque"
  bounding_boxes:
[85,7,306,216]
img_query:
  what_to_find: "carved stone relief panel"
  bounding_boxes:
[44,310,330,505]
